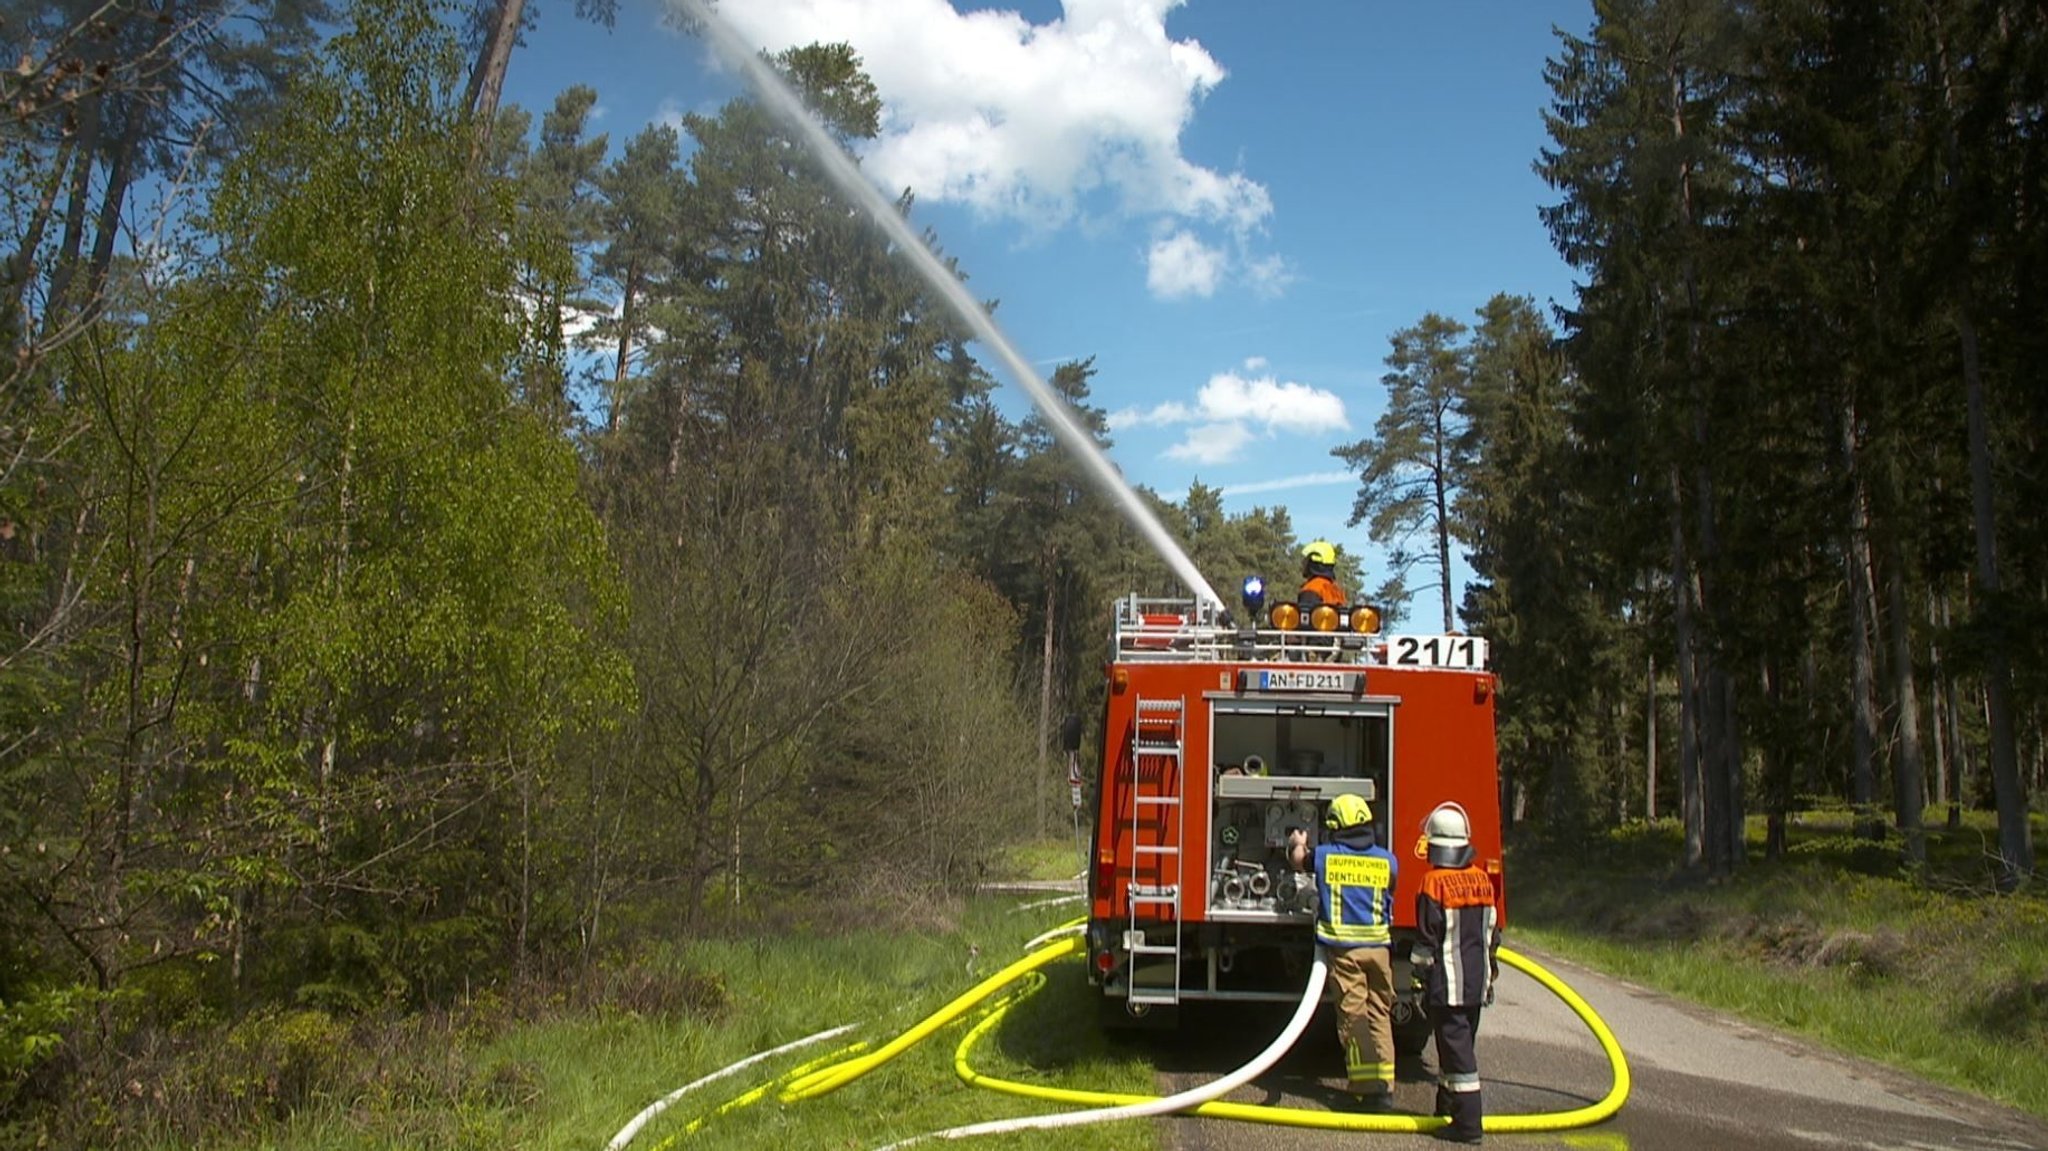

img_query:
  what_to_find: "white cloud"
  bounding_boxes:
[1147,230,1225,299]
[706,0,1283,298]
[1243,252,1292,298]
[1108,361,1347,464]
[1221,470,1355,496]
[1166,422,1254,464]
[1193,370,1346,435]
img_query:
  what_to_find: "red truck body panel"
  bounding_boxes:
[1082,597,1504,1021]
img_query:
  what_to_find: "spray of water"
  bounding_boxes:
[678,0,1223,612]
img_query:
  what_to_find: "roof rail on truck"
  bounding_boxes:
[1110,593,1384,665]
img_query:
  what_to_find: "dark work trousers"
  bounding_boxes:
[1430,1003,1484,1140]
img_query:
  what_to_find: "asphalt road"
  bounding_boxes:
[1139,947,2048,1151]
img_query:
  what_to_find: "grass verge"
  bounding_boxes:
[998,834,1091,884]
[109,892,1147,1151]
[1509,810,2048,1119]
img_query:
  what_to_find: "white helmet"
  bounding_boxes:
[1424,803,1473,867]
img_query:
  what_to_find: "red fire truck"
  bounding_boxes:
[1082,584,1504,1045]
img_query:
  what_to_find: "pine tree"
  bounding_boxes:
[1335,312,1474,632]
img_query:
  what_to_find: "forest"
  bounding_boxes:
[0,0,2042,1140]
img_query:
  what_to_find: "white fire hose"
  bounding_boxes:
[869,953,1330,1149]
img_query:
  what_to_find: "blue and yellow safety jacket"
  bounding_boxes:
[1313,827,1396,948]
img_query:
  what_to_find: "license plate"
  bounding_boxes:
[1384,635,1490,669]
[1257,669,1362,692]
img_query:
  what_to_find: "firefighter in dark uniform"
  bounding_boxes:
[1411,802,1500,1144]
[1312,792,1398,1107]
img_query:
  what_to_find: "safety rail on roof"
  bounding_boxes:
[1110,593,1382,665]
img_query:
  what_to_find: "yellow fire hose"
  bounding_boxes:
[619,922,1629,1146]
[948,944,1629,1135]
[779,929,1085,1102]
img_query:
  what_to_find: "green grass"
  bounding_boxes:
[1509,809,2048,1119]
[118,893,1150,1151]
[999,836,1091,884]
[63,819,2048,1147]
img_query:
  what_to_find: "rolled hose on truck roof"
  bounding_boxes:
[605,917,1631,1147]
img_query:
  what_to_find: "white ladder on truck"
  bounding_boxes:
[1126,694,1186,1007]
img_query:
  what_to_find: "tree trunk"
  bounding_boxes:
[1672,54,1740,874]
[1934,0,2028,888]
[730,760,745,907]
[1670,463,1704,870]
[1700,645,1734,872]
[1646,649,1659,821]
[1434,437,1454,632]
[1840,385,1882,840]
[518,754,532,980]
[1763,656,1787,860]
[1882,525,1927,866]
[1037,553,1058,838]
[610,262,639,434]
[86,128,138,304]
[1614,691,1628,824]
[1961,307,2031,888]
[5,133,73,341]
[1927,588,1950,819]
[466,0,527,164]
[1948,603,1971,829]
[44,92,101,332]
[1716,663,1742,868]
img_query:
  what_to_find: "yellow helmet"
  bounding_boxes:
[1325,793,1373,831]
[1302,540,1337,566]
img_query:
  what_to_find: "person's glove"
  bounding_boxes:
[1286,827,1311,871]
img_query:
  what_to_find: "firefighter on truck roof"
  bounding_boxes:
[1298,539,1346,608]
[1309,792,1398,1109]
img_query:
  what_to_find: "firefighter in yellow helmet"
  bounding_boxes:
[1312,791,1398,1109]
[1298,539,1346,608]
[1411,802,1499,1144]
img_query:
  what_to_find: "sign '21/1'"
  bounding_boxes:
[1387,634,1488,669]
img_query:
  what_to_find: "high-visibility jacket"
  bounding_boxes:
[1314,836,1395,948]
[1298,574,1345,607]
[1413,864,1500,1008]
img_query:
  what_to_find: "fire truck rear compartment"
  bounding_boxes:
[1106,701,1391,1007]
[1205,703,1389,918]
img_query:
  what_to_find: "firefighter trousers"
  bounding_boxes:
[1430,1003,1484,1141]
[1329,945,1395,1095]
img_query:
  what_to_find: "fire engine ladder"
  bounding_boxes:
[1126,694,1186,1007]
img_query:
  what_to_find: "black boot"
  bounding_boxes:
[1434,1091,1482,1144]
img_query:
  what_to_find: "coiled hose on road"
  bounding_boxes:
[608,922,1629,1147]
[944,943,1629,1136]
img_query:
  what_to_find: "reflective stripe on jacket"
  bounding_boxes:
[1314,841,1395,947]
[1415,864,1499,1007]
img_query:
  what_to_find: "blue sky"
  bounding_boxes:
[503,0,1593,604]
